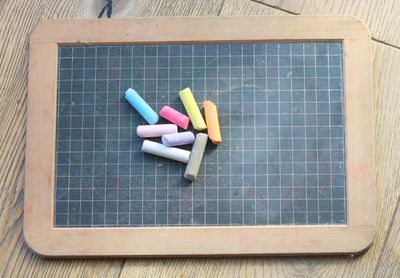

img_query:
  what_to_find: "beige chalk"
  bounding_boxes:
[184,133,208,181]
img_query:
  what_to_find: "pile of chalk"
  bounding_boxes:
[125,87,221,181]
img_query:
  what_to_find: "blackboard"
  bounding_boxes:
[54,42,346,227]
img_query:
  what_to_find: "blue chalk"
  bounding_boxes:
[125,88,159,125]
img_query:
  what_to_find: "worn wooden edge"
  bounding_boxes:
[29,16,371,44]
[24,226,375,257]
[24,16,375,256]
[343,36,375,228]
[25,42,58,257]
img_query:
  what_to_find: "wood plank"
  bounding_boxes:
[257,0,400,47]
[0,0,226,275]
[375,199,400,277]
[76,0,224,18]
[370,39,400,276]
[373,39,400,273]
[0,0,124,276]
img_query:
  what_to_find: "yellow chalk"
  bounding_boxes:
[179,88,207,131]
[204,100,222,144]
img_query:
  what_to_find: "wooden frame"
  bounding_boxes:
[25,16,375,257]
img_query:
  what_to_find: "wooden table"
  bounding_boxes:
[1,0,399,276]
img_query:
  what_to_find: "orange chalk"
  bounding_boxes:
[204,100,222,144]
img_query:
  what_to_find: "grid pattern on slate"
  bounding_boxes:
[54,42,346,227]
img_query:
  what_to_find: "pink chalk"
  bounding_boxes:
[136,124,177,138]
[159,106,190,129]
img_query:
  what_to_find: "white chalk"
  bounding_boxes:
[141,140,190,163]
[136,124,177,138]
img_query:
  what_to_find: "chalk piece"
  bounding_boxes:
[125,88,159,125]
[204,100,222,144]
[159,105,190,129]
[136,124,177,138]
[184,133,208,181]
[179,88,207,131]
[141,140,190,163]
[162,131,195,147]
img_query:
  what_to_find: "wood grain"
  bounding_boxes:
[76,0,224,18]
[256,0,400,47]
[375,200,400,277]
[30,17,373,44]
[0,0,70,275]
[0,0,399,276]
[221,0,287,15]
[0,0,123,276]
[371,41,400,277]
